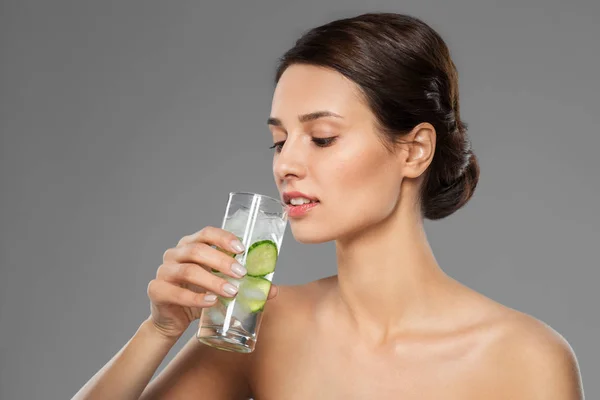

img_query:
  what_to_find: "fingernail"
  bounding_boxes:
[223,283,238,296]
[230,239,245,253]
[231,262,247,277]
[204,294,217,302]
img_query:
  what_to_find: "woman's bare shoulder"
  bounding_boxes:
[475,304,583,398]
[423,279,583,398]
[249,276,338,354]
[266,275,336,310]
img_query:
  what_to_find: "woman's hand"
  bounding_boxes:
[147,226,278,339]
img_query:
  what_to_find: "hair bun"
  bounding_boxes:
[422,147,480,220]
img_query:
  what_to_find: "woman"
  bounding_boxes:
[74,12,583,399]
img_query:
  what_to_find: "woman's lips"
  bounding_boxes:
[287,201,320,218]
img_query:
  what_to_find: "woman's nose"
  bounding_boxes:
[273,137,307,182]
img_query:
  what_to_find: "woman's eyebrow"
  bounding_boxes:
[267,110,343,127]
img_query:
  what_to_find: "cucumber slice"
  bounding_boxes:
[236,276,271,313]
[245,240,278,277]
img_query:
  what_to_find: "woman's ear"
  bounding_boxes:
[400,122,436,179]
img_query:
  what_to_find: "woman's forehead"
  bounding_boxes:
[271,65,367,120]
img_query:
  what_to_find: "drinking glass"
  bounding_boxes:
[196,192,288,353]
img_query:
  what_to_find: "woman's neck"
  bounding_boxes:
[332,200,453,346]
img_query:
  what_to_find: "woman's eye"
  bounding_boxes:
[269,141,285,152]
[312,137,337,147]
[269,137,337,153]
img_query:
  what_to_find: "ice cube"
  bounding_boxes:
[255,217,286,243]
[231,298,253,321]
[206,304,226,325]
[240,286,269,302]
[224,208,285,245]
[223,208,250,235]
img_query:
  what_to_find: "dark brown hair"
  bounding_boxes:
[275,12,479,220]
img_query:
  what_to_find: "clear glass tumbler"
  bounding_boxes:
[196,192,288,353]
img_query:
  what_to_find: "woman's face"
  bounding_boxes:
[269,64,406,244]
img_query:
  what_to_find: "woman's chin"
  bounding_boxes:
[289,224,335,244]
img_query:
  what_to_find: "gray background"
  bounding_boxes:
[1,0,598,398]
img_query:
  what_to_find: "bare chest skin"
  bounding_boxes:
[248,285,511,400]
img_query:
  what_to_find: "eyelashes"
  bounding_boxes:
[269,137,337,153]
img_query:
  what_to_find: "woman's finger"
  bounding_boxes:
[147,279,218,308]
[157,262,240,298]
